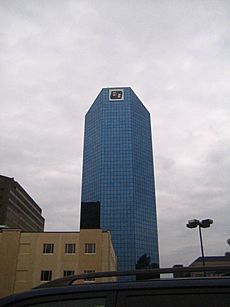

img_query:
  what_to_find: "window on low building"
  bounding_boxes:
[65,243,76,254]
[43,243,54,254]
[84,270,95,281]
[85,243,96,254]
[41,270,52,281]
[63,270,75,277]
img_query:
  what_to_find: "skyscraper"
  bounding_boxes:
[81,87,159,271]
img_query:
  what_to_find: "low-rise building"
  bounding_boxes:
[0,228,117,298]
[190,255,230,277]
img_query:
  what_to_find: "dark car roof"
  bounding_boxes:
[1,277,230,306]
[1,267,230,306]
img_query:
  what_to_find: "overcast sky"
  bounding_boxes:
[0,0,230,268]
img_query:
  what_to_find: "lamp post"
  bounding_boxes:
[186,219,213,275]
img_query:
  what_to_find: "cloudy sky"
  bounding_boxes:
[0,0,229,268]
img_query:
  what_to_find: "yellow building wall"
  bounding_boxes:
[0,230,21,298]
[78,229,117,283]
[0,229,117,298]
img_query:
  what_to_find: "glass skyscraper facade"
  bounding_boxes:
[81,87,159,271]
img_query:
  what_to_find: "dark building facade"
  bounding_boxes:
[80,202,100,229]
[0,175,44,231]
[81,87,159,271]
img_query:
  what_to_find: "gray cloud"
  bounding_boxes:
[0,0,230,267]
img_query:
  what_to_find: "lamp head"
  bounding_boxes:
[200,219,213,228]
[186,219,199,228]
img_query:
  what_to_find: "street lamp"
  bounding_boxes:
[186,219,213,272]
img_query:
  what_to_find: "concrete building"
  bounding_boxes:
[0,175,44,231]
[0,228,117,298]
[190,255,230,277]
[81,87,159,271]
[174,254,230,278]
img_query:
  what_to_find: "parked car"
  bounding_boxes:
[0,266,230,306]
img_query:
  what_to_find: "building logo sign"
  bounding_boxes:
[109,89,124,101]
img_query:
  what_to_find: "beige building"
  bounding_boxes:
[0,228,117,298]
[189,255,230,277]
